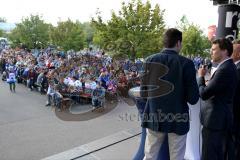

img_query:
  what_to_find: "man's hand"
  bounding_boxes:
[205,80,209,86]
[198,66,207,77]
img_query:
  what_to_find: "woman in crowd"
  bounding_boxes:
[27,68,37,91]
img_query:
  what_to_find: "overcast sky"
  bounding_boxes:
[0,0,218,32]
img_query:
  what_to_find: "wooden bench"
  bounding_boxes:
[80,93,92,104]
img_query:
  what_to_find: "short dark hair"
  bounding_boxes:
[163,28,182,48]
[212,38,233,57]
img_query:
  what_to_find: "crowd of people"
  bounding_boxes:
[191,55,212,70]
[0,47,143,110]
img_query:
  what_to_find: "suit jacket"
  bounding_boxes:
[198,59,238,131]
[141,49,199,135]
[233,61,240,132]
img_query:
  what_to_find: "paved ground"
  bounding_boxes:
[43,128,141,160]
[0,80,141,160]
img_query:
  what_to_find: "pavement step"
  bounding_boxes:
[75,135,141,160]
[42,127,141,160]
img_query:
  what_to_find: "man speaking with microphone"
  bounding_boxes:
[198,38,238,160]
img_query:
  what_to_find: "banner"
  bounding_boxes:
[216,4,240,40]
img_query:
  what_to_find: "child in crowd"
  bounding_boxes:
[7,68,17,92]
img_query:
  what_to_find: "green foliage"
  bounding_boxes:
[0,29,4,37]
[177,16,211,57]
[7,28,21,48]
[81,22,95,46]
[5,10,211,57]
[50,19,85,51]
[92,0,165,60]
[8,15,50,49]
[8,16,92,51]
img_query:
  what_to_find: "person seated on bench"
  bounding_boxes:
[54,85,63,112]
[45,82,55,106]
[16,65,24,83]
[36,70,44,86]
[27,68,37,91]
[40,71,48,94]
[36,70,48,94]
[91,82,105,108]
[117,71,128,97]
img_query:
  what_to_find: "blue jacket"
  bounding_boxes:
[141,49,199,135]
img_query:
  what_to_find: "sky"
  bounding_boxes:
[0,0,218,32]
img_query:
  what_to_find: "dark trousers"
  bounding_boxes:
[55,97,61,109]
[235,131,240,160]
[9,82,16,91]
[202,127,227,160]
[28,79,33,89]
[227,124,240,160]
[225,132,235,160]
[40,83,46,94]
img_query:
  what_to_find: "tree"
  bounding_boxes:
[0,29,4,37]
[50,19,85,51]
[8,15,51,49]
[7,27,22,48]
[92,0,165,60]
[81,22,96,47]
[177,16,211,57]
[0,17,7,37]
[0,17,7,23]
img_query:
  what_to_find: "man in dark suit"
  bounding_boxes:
[141,28,199,160]
[232,40,240,160]
[198,38,238,160]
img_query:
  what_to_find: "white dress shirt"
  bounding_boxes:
[210,58,231,78]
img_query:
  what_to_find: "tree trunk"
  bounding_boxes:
[131,47,136,61]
